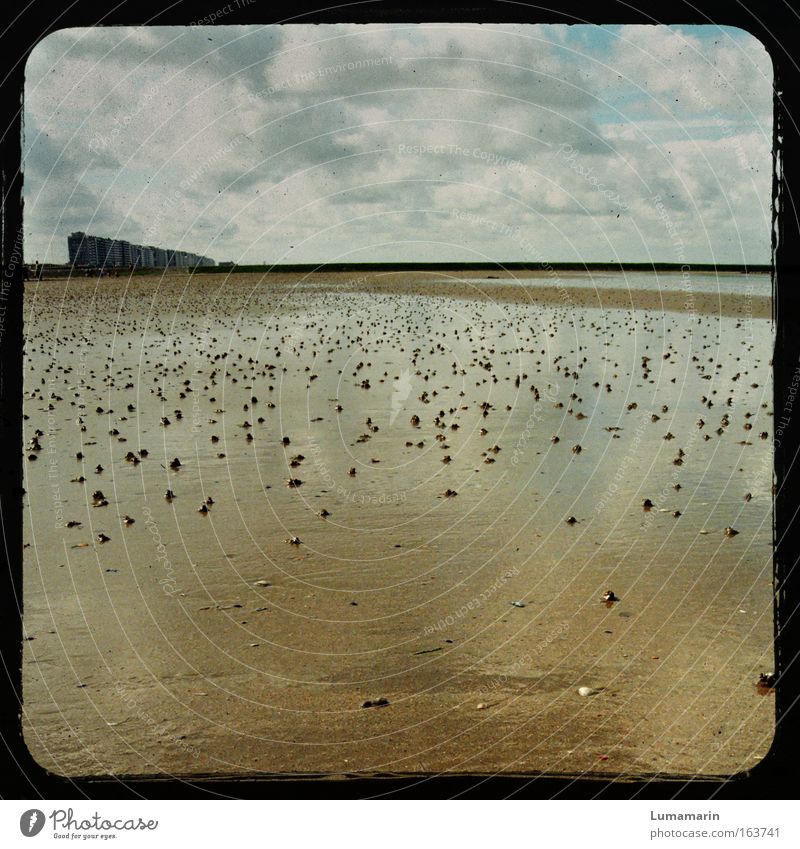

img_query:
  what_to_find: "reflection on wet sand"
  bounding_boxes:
[22,271,774,777]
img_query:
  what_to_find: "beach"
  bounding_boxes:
[21,270,774,778]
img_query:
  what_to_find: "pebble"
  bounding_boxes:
[361,697,390,708]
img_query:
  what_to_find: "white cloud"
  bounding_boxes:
[23,24,773,264]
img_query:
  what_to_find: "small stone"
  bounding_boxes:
[361,697,389,708]
[757,672,777,689]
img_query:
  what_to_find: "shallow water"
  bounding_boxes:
[466,270,771,297]
[21,273,774,777]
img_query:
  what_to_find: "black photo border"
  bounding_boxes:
[0,0,795,800]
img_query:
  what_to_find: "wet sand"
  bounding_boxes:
[21,271,774,778]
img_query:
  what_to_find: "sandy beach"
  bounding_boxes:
[21,270,774,779]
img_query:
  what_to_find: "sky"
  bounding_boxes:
[23,23,773,265]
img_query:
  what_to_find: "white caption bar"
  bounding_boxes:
[1,799,794,848]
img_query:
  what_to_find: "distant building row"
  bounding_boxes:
[67,232,215,269]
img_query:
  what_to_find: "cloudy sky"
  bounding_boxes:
[23,24,772,265]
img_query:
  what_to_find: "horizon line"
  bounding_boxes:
[189,260,771,272]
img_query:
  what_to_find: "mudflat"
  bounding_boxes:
[22,271,774,778]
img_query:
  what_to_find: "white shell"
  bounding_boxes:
[577,686,599,697]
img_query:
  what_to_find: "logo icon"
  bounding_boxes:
[20,810,46,837]
[390,367,413,425]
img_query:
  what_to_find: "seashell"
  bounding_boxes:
[577,686,599,697]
